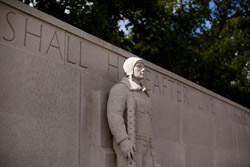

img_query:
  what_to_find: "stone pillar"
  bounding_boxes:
[90,90,116,167]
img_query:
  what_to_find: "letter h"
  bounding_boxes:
[24,18,42,52]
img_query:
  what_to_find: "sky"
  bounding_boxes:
[118,19,131,35]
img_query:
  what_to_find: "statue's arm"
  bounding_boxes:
[107,84,129,144]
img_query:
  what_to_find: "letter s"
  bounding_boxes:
[3,12,16,42]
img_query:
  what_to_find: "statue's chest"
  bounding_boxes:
[133,91,150,114]
[131,91,151,138]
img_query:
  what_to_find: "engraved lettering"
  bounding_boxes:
[232,107,240,123]
[118,57,126,79]
[221,103,229,121]
[80,41,88,68]
[183,86,189,104]
[108,53,119,79]
[208,96,215,115]
[153,74,161,94]
[163,77,168,96]
[241,111,247,125]
[24,18,42,52]
[202,95,213,115]
[198,93,205,109]
[144,69,151,91]
[168,79,175,98]
[177,83,182,102]
[238,110,242,125]
[229,107,236,122]
[247,113,250,127]
[238,110,243,124]
[3,12,16,42]
[46,31,62,59]
[66,36,76,64]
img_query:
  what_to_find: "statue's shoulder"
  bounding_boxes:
[109,81,130,98]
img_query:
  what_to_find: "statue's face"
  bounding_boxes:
[133,61,145,80]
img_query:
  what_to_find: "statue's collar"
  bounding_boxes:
[120,77,148,93]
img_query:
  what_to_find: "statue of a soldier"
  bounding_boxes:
[107,57,161,167]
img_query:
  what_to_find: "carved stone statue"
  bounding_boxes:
[107,57,161,167]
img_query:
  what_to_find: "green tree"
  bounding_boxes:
[195,0,250,107]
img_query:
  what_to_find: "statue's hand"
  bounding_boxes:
[154,163,162,167]
[119,139,136,161]
[152,151,161,167]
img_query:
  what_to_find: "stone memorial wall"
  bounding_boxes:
[0,1,250,167]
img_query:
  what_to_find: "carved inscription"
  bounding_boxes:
[24,18,42,52]
[1,6,249,129]
[183,86,189,104]
[163,77,168,96]
[105,60,248,127]
[107,53,129,80]
[67,36,76,64]
[220,102,249,126]
[198,93,206,109]
[46,31,62,59]
[240,111,247,126]
[177,83,182,102]
[2,10,64,62]
[197,92,215,115]
[247,112,250,127]
[80,41,88,68]
[3,12,16,42]
[144,69,151,91]
[108,53,119,80]
[153,74,161,94]
[66,34,88,68]
[168,79,175,99]
[143,69,190,104]
[1,9,91,68]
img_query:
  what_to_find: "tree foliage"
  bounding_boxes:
[20,0,250,109]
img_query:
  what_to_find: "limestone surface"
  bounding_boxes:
[0,0,250,167]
